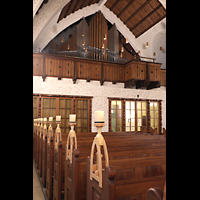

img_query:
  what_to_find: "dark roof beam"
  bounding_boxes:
[130,4,162,31]
[110,0,121,11]
[135,12,166,38]
[124,0,152,24]
[117,0,136,18]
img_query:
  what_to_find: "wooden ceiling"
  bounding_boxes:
[56,0,166,38]
[105,0,166,37]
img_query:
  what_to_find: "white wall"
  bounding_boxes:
[33,76,166,132]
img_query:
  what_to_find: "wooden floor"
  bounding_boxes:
[33,164,45,200]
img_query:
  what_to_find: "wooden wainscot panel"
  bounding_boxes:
[124,60,147,88]
[146,62,162,89]
[44,54,74,79]
[103,63,124,83]
[45,56,60,77]
[59,59,74,78]
[125,60,147,81]
[89,61,102,81]
[33,54,44,76]
[160,69,166,86]
[76,60,102,81]
[148,63,161,82]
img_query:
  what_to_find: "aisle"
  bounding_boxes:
[33,164,45,200]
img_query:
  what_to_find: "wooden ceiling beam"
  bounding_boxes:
[117,0,136,18]
[130,4,162,31]
[57,3,69,23]
[72,0,82,13]
[135,13,166,38]
[110,0,121,11]
[124,0,152,24]
[64,0,74,18]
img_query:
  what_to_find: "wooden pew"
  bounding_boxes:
[46,136,54,200]
[86,133,166,200]
[42,119,48,187]
[45,118,54,200]
[147,187,163,200]
[34,129,165,200]
[64,133,94,200]
[35,120,40,170]
[65,132,165,200]
[53,132,68,200]
[163,128,166,136]
[39,119,44,177]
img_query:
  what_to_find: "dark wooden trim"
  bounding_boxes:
[124,0,152,24]
[110,0,121,11]
[42,54,46,81]
[130,4,162,31]
[117,0,136,18]
[108,98,162,133]
[73,60,77,84]
[135,14,166,38]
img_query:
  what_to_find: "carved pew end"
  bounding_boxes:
[147,187,163,200]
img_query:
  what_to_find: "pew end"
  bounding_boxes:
[86,156,115,200]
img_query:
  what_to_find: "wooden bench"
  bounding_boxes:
[53,131,68,200]
[86,132,166,200]
[46,136,54,200]
[64,132,165,200]
[33,127,166,200]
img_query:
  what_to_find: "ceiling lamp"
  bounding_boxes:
[104,34,107,40]
[126,38,128,43]
[146,42,148,47]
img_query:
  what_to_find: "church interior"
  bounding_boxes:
[33,0,166,199]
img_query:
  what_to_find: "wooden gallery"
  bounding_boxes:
[33,0,166,200]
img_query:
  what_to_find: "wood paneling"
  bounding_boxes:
[33,54,43,76]
[160,69,166,86]
[148,63,161,82]
[45,56,74,78]
[33,53,166,87]
[125,60,147,81]
[76,60,101,81]
[105,0,166,38]
[103,63,124,82]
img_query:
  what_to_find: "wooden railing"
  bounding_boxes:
[33,53,166,88]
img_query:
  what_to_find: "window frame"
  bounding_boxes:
[33,94,92,133]
[109,98,162,134]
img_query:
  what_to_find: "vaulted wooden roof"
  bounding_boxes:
[56,0,166,38]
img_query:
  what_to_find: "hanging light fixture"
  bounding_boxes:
[104,34,107,40]
[160,46,162,51]
[126,38,128,43]
[146,42,148,47]
[153,52,156,56]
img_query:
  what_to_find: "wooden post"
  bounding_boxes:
[66,121,77,164]
[90,122,109,188]
[42,118,47,187]
[46,117,54,200]
[39,118,43,177]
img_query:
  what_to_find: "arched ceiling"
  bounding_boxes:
[33,0,166,55]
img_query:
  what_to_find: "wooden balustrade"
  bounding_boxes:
[33,53,166,88]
